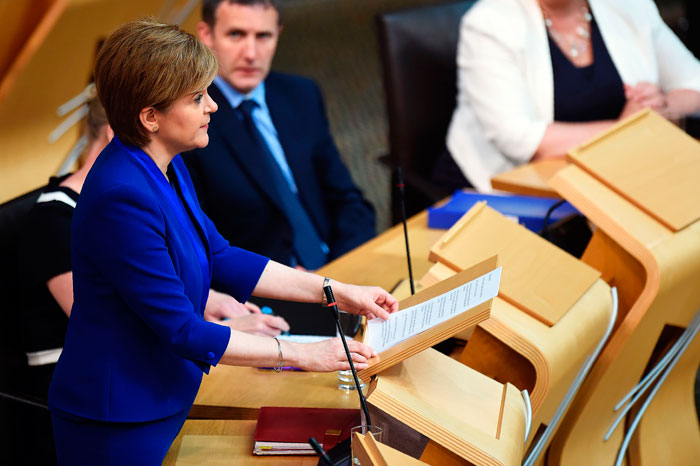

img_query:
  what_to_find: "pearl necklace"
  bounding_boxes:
[543,4,593,59]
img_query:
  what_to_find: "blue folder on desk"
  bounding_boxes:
[427,190,580,233]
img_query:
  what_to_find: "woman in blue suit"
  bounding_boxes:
[48,18,398,465]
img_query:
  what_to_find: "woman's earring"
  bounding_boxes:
[152,125,158,133]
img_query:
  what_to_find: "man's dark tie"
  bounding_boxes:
[237,99,327,269]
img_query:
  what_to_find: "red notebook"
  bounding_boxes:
[253,407,360,455]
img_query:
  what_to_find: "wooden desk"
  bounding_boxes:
[164,419,320,465]
[490,159,567,197]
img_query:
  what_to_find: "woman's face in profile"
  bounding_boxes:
[154,88,218,154]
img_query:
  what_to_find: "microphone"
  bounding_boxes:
[323,284,372,426]
[395,168,415,295]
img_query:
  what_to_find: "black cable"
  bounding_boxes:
[540,199,566,240]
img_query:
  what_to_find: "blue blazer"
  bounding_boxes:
[183,72,375,266]
[48,138,269,422]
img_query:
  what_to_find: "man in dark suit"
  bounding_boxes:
[184,0,375,270]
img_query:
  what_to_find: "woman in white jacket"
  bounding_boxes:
[446,0,700,192]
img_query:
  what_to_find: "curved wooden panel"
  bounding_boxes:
[548,164,700,466]
[0,0,201,203]
[0,0,60,82]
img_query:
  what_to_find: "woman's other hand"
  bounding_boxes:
[331,282,399,321]
[622,82,670,120]
[624,82,667,111]
[221,328,372,370]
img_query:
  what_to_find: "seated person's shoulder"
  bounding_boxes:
[463,0,532,41]
[598,0,662,26]
[266,71,322,100]
[24,180,76,231]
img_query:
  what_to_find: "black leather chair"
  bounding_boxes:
[0,186,51,465]
[0,188,43,392]
[376,1,476,221]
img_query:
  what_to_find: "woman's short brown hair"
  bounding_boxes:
[94,17,218,147]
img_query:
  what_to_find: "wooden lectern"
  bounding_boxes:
[357,257,528,465]
[366,349,527,466]
[358,256,498,381]
[547,109,700,466]
[423,202,615,462]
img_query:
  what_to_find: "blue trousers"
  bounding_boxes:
[51,407,189,465]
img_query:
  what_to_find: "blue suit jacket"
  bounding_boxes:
[48,138,268,422]
[183,72,375,266]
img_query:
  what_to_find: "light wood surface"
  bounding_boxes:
[367,348,526,466]
[192,366,359,419]
[429,205,600,327]
[490,159,567,197]
[164,419,320,466]
[548,163,700,466]
[568,109,700,231]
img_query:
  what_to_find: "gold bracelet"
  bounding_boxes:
[273,337,284,373]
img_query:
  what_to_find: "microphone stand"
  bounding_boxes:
[324,284,372,426]
[396,168,415,295]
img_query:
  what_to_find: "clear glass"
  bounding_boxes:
[350,425,383,465]
[336,311,366,391]
[338,369,366,391]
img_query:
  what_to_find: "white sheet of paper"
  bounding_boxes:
[365,267,502,354]
[276,334,332,344]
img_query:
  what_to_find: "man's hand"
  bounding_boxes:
[219,313,290,337]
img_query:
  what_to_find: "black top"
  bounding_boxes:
[549,15,626,122]
[19,176,77,355]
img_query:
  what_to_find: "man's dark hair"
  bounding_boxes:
[201,0,281,27]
